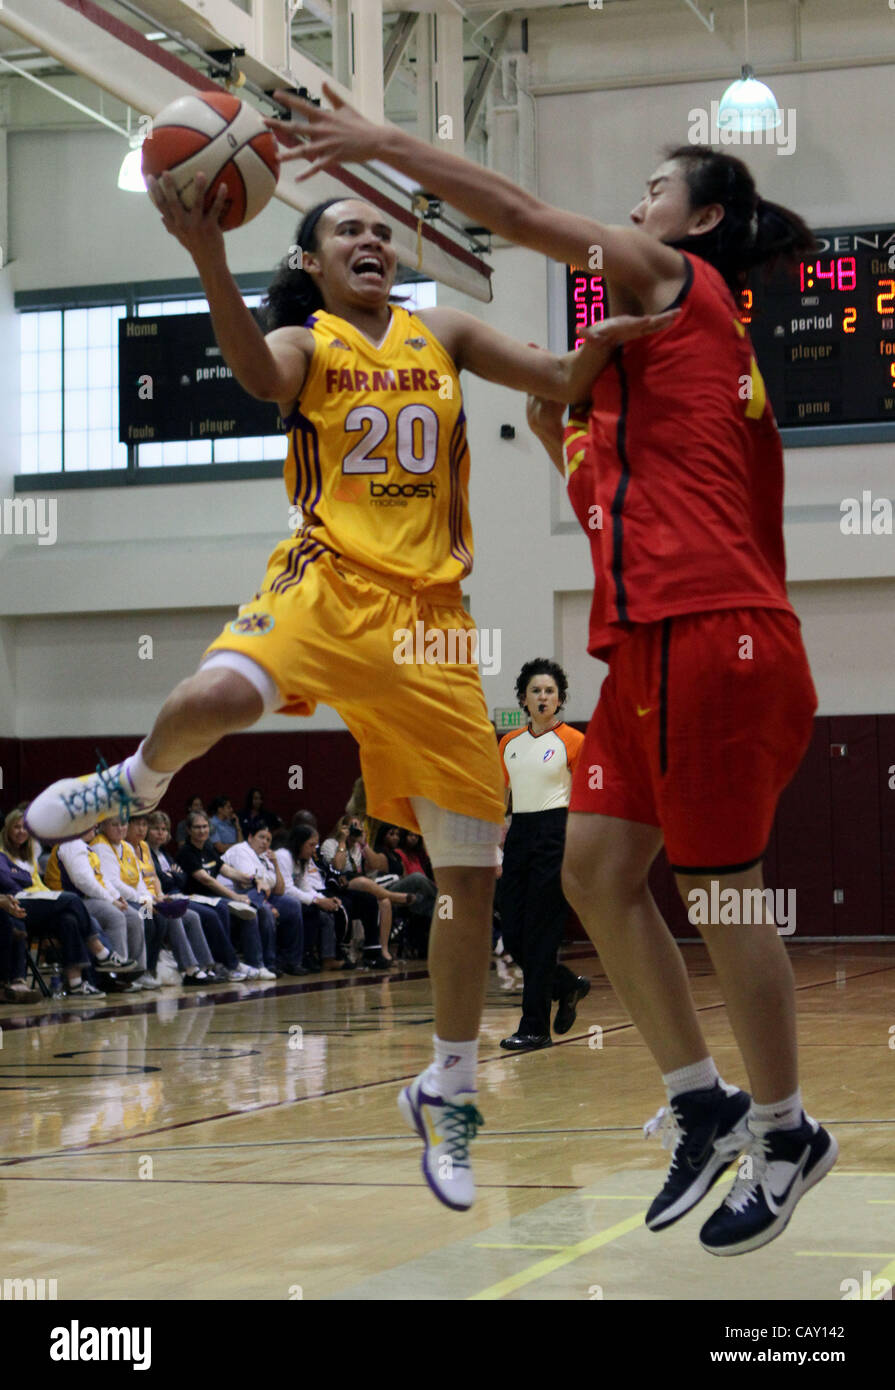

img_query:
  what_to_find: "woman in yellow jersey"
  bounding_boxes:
[25,178,673,1213]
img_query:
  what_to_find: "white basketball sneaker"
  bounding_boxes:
[24,755,162,843]
[398,1071,483,1212]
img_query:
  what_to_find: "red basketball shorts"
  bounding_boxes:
[569,607,818,873]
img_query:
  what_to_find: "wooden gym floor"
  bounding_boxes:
[0,941,892,1301]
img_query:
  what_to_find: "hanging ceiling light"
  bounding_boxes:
[717,0,780,132]
[118,132,147,192]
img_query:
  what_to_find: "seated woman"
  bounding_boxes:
[272,824,345,972]
[145,811,247,981]
[175,794,206,848]
[369,824,437,959]
[207,796,243,856]
[177,811,273,980]
[0,893,41,1003]
[239,788,282,838]
[0,809,114,997]
[127,813,250,984]
[221,819,305,976]
[318,817,417,969]
[91,814,214,988]
[45,830,144,985]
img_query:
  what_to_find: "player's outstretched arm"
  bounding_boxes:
[148,170,311,409]
[526,396,566,476]
[266,84,682,299]
[418,307,678,402]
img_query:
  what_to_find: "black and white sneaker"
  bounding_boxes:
[643,1082,752,1231]
[94,952,139,973]
[699,1114,838,1257]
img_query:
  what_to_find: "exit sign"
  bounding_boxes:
[493,708,526,732]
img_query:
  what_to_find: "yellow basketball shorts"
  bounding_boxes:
[203,538,506,833]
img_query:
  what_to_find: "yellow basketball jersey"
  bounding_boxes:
[283,306,472,587]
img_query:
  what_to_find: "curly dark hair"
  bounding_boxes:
[663,145,816,297]
[514,659,568,711]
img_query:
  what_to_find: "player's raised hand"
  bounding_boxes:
[526,393,566,442]
[265,83,381,181]
[147,170,228,264]
[580,309,679,352]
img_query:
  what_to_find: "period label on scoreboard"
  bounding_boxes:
[118,312,282,443]
[565,226,895,430]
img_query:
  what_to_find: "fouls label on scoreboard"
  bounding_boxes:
[118,312,282,443]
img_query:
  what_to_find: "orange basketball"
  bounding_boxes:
[142,91,280,230]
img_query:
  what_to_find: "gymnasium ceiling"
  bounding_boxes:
[1,0,894,137]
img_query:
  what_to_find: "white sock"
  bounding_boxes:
[95,947,110,961]
[426,1036,478,1099]
[123,741,175,800]
[662,1056,737,1103]
[749,1090,803,1135]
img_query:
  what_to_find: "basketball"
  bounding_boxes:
[141,91,280,229]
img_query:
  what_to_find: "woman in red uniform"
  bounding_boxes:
[274,90,836,1256]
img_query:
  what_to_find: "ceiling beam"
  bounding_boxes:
[383,11,418,91]
[464,11,512,139]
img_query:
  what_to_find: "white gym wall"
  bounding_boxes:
[0,0,893,738]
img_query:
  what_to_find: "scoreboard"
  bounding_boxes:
[565,225,895,435]
[119,311,281,444]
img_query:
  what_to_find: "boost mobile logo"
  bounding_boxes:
[369,482,436,498]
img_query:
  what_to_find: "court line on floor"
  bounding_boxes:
[468,1212,646,1301]
[2,960,892,1169]
[0,1175,583,1191]
[3,1118,893,1167]
[0,949,889,1036]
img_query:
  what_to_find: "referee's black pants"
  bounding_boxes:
[498,808,578,1037]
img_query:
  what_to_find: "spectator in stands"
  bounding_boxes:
[177,812,272,979]
[176,795,206,848]
[370,824,436,956]
[125,813,249,984]
[272,824,343,971]
[45,830,143,987]
[239,788,282,837]
[289,809,318,832]
[145,811,247,980]
[221,818,304,975]
[207,796,243,856]
[0,893,41,1002]
[319,816,417,968]
[0,810,114,996]
[92,814,214,988]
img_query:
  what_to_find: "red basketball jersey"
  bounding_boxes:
[566,252,795,662]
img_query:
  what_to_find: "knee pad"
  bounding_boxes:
[409,797,502,869]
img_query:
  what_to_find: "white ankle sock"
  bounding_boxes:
[662,1056,734,1102]
[427,1036,478,1099]
[124,741,174,799]
[749,1090,803,1135]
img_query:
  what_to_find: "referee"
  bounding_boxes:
[498,659,590,1050]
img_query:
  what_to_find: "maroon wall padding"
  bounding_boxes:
[774,719,834,938]
[0,738,21,810]
[5,715,894,942]
[14,731,361,841]
[829,716,883,937]
[879,714,895,936]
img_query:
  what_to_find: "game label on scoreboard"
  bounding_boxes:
[118,312,282,444]
[565,226,895,430]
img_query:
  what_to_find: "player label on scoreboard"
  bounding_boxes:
[118,312,282,443]
[493,708,526,732]
[565,225,895,429]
